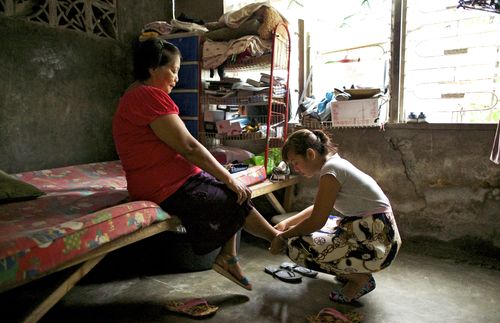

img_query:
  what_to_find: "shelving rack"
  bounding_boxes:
[200,23,291,173]
[163,32,203,138]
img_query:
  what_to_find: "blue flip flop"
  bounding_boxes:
[264,265,302,283]
[280,262,318,278]
[213,255,252,290]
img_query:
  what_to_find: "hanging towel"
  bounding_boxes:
[490,120,500,164]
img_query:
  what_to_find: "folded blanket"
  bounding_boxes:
[205,18,261,41]
[212,2,288,40]
[202,35,271,70]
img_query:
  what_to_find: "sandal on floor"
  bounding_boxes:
[335,275,349,284]
[306,307,364,323]
[213,255,252,290]
[165,298,218,318]
[264,265,302,283]
[329,275,376,304]
[280,261,318,278]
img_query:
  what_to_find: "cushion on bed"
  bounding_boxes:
[0,161,176,292]
[209,145,254,164]
[0,170,45,203]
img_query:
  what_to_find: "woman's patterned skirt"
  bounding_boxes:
[287,212,402,275]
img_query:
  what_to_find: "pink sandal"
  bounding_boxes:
[306,307,364,323]
[165,298,218,317]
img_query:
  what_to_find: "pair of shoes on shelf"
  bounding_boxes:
[407,112,427,123]
[407,112,418,123]
[165,298,218,318]
[329,275,376,304]
[213,255,252,290]
[417,112,427,123]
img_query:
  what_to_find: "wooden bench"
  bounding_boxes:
[0,161,299,322]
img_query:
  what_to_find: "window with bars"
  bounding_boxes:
[404,0,499,123]
[223,0,500,124]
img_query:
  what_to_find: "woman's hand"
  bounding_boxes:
[269,234,287,255]
[274,220,289,231]
[226,177,252,205]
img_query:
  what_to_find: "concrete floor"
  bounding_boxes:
[14,233,494,323]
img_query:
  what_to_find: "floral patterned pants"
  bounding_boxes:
[287,212,401,275]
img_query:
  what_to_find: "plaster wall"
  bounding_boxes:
[175,0,224,23]
[291,124,500,247]
[0,17,126,174]
[0,1,223,174]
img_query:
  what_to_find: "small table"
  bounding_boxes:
[249,175,300,214]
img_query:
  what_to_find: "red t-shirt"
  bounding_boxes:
[112,85,201,203]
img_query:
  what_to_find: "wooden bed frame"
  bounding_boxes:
[3,176,299,323]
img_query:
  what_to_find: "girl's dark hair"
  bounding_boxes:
[133,38,181,81]
[282,129,338,162]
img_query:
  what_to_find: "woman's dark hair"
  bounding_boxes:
[282,129,338,162]
[133,38,181,81]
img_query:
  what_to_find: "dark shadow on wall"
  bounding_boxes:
[400,235,500,270]
[0,0,199,174]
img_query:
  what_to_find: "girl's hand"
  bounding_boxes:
[269,234,287,255]
[274,221,289,231]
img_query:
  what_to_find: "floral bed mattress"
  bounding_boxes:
[0,161,171,291]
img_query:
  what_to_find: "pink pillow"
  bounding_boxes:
[210,146,254,164]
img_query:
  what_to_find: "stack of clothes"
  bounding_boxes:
[138,2,288,71]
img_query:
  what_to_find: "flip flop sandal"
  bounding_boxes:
[306,307,349,322]
[335,275,349,284]
[212,255,252,290]
[306,307,364,323]
[264,265,302,283]
[280,261,318,278]
[165,298,218,318]
[329,275,376,304]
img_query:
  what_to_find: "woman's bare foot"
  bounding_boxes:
[212,254,252,290]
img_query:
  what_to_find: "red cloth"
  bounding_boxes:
[112,85,201,203]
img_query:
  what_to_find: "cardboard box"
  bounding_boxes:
[230,165,266,186]
[204,110,224,122]
[330,98,387,127]
[216,119,242,135]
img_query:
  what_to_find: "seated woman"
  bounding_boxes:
[270,129,401,303]
[112,37,280,290]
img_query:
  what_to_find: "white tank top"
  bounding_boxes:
[320,154,391,216]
